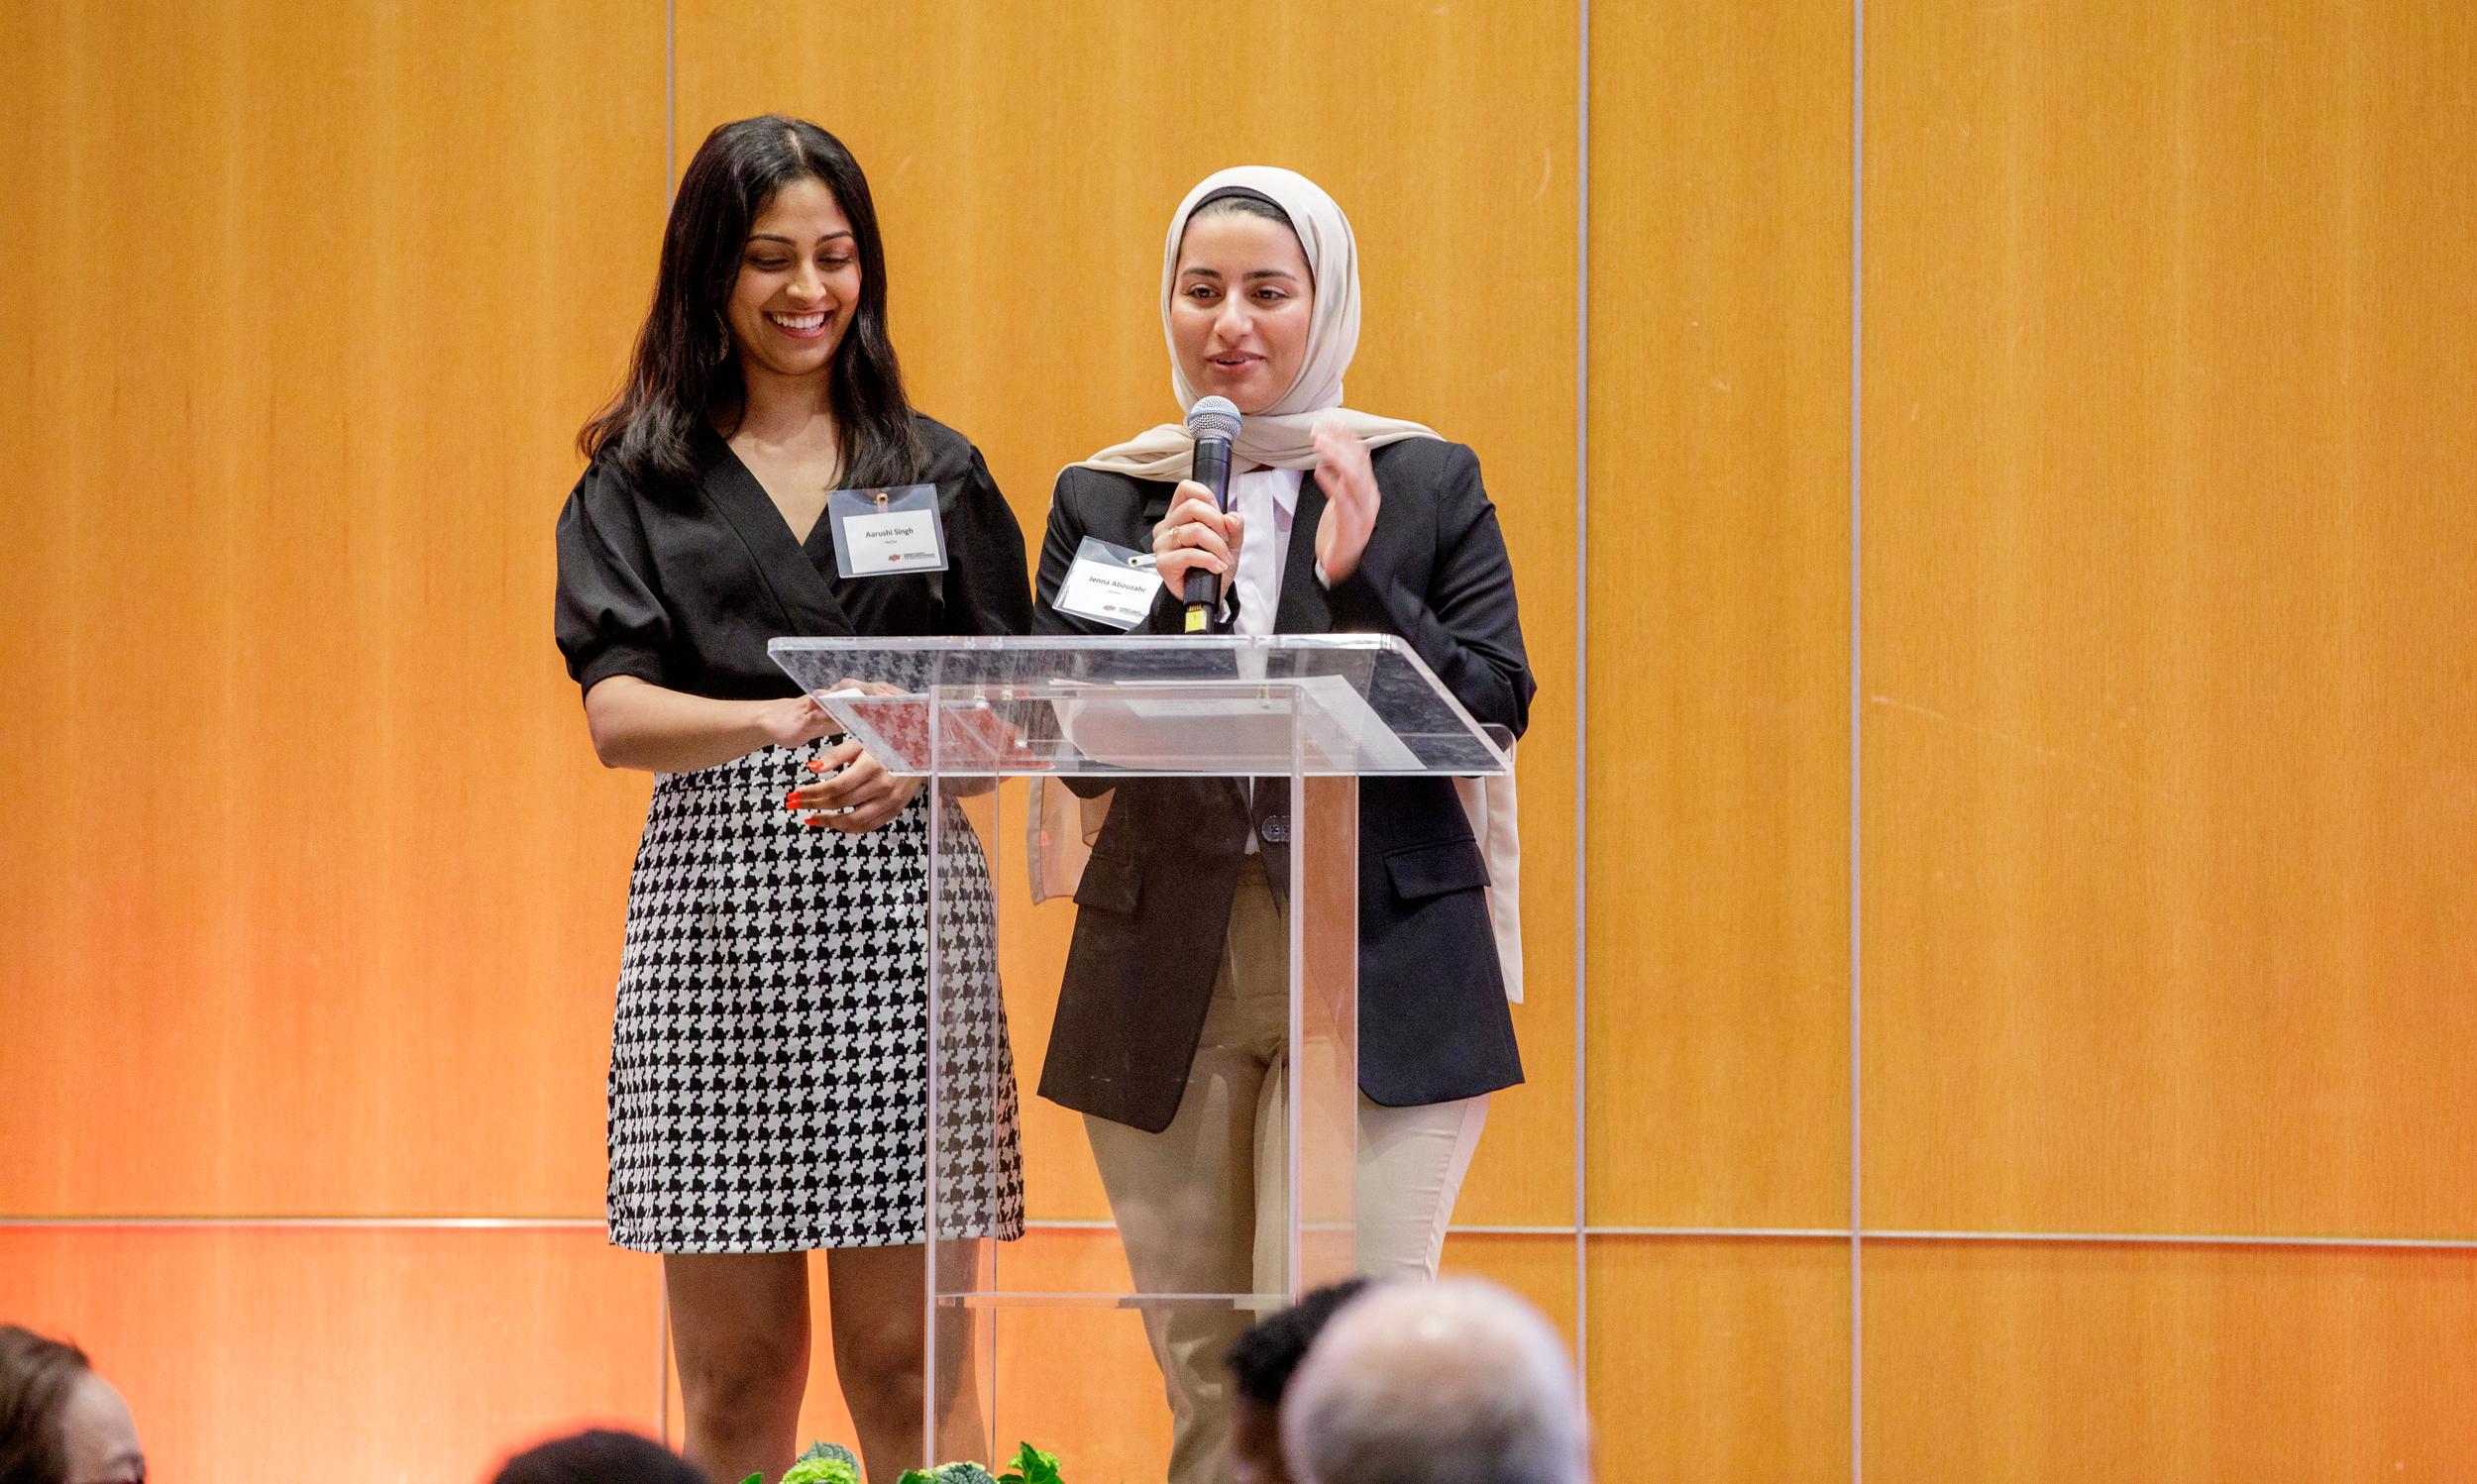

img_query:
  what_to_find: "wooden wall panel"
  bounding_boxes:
[676,0,1582,1228]
[0,1226,664,1484]
[1442,1231,1581,1345]
[0,0,668,1217]
[1864,1241,2477,1480]
[1862,0,2477,1236]
[1586,1236,1850,1482]
[1585,2,1853,1227]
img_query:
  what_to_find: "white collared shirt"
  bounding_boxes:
[1223,464,1304,854]
[1226,464,1305,636]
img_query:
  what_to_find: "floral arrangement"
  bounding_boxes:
[740,1439,1062,1484]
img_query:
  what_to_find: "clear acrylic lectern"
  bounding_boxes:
[768,634,1511,1479]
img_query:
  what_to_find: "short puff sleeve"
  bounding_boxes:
[554,463,673,696]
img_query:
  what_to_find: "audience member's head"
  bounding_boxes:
[1224,1278,1373,1484]
[1280,1279,1586,1484]
[0,1325,145,1484]
[489,1429,708,1484]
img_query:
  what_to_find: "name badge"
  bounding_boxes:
[827,483,947,578]
[1051,536,1164,630]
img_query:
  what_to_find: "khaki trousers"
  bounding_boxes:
[1084,856,1490,1484]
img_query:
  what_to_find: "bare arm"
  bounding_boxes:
[584,674,837,774]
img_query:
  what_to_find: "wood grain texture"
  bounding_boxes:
[1863,1240,2477,1480]
[1862,0,2477,1236]
[1584,1,1854,1228]
[675,0,1583,1228]
[1442,1230,1581,1344]
[1585,1236,1851,1483]
[0,0,668,1217]
[0,1226,665,1483]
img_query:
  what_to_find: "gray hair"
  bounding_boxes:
[1280,1278,1588,1484]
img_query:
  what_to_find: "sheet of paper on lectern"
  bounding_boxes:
[1057,673,1420,774]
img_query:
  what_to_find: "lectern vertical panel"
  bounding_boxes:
[766,636,1501,1478]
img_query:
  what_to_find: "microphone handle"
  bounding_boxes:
[1183,437,1235,621]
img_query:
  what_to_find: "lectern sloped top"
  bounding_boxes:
[768,633,1511,779]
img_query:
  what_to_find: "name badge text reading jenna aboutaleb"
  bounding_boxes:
[1051,535,1164,630]
[827,483,947,578]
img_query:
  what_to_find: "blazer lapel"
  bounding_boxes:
[1139,481,1177,540]
[1274,467,1333,634]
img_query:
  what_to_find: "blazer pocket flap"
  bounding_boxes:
[1072,851,1142,914]
[1383,838,1491,901]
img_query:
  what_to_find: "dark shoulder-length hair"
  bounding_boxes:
[0,1325,92,1484]
[579,115,923,491]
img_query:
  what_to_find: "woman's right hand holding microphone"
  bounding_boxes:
[1150,479,1244,602]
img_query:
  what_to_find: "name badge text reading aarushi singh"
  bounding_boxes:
[827,483,947,578]
[1051,536,1164,630]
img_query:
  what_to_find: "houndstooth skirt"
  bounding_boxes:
[604,740,1024,1253]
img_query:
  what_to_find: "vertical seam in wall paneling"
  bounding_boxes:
[1848,0,1867,1477]
[1572,0,1592,1409]
[664,0,677,198]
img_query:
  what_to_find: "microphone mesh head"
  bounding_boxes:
[1185,395,1242,444]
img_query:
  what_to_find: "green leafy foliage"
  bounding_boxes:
[997,1441,1063,1484]
[781,1456,861,1484]
[857,1439,1062,1484]
[895,1463,1001,1484]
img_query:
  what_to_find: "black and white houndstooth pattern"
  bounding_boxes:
[606,740,1024,1253]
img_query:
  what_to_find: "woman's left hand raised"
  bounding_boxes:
[787,737,923,832]
[1311,423,1381,583]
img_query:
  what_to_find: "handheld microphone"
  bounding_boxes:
[1182,396,1241,633]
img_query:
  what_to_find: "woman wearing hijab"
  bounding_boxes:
[555,116,1030,1484]
[1029,166,1535,1484]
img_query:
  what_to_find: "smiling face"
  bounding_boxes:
[1169,207,1313,415]
[724,174,861,384]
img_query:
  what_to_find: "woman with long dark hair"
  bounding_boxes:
[556,116,1030,1484]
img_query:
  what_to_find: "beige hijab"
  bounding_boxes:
[1076,165,1439,477]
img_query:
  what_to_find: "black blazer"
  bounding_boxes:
[1030,438,1535,1131]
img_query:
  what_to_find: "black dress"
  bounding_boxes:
[555,415,1033,1252]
